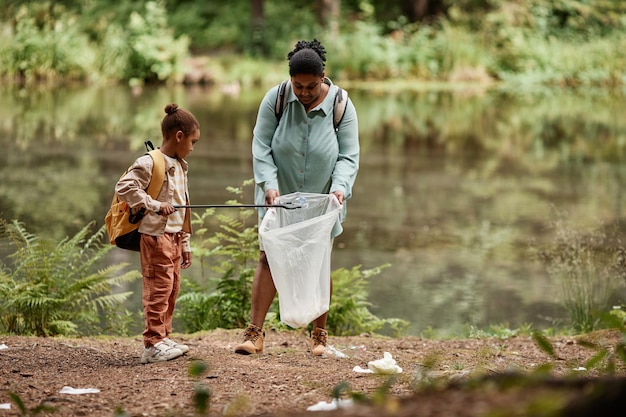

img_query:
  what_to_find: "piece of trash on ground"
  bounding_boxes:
[324,344,349,358]
[352,365,374,374]
[307,398,354,411]
[0,403,11,410]
[353,352,402,374]
[573,367,587,371]
[59,386,100,395]
[0,344,8,350]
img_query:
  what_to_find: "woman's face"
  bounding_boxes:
[291,73,324,107]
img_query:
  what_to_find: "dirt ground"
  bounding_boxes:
[1,328,625,417]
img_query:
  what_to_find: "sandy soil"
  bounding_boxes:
[1,329,625,417]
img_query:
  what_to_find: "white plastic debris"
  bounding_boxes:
[0,344,8,350]
[324,344,349,358]
[0,403,11,410]
[59,386,101,395]
[307,398,354,411]
[573,367,587,371]
[352,365,374,374]
[353,352,402,374]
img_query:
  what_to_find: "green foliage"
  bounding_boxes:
[188,360,211,416]
[536,214,626,333]
[325,264,409,336]
[8,391,57,416]
[176,180,259,331]
[2,0,626,85]
[123,1,190,84]
[0,2,94,83]
[532,330,557,358]
[0,0,189,84]
[0,219,140,336]
[177,181,405,336]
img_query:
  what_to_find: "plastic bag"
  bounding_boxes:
[259,192,342,328]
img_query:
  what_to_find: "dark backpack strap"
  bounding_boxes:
[275,80,348,133]
[275,80,290,123]
[145,140,155,152]
[333,87,348,132]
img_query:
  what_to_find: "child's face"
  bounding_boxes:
[175,127,200,159]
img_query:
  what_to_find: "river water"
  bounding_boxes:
[2,83,626,336]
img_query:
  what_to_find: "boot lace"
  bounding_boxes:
[312,328,327,347]
[243,325,262,342]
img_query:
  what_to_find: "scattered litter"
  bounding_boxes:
[307,398,354,411]
[573,367,587,371]
[352,365,374,374]
[349,344,367,351]
[0,344,8,350]
[324,344,349,358]
[353,352,402,374]
[59,386,100,395]
[0,403,10,410]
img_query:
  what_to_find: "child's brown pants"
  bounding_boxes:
[139,232,182,348]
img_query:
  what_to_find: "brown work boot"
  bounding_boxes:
[310,327,328,356]
[234,324,265,355]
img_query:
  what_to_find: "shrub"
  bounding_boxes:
[537,214,626,333]
[0,219,139,336]
[0,3,95,83]
[123,1,190,84]
[177,181,406,336]
[325,264,409,337]
[176,181,259,331]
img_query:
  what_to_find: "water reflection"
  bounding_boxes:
[2,84,626,335]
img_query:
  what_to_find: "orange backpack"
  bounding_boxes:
[104,143,165,251]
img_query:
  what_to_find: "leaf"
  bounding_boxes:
[532,331,556,358]
[8,392,27,415]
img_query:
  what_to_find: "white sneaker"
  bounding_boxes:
[163,337,190,354]
[141,341,184,364]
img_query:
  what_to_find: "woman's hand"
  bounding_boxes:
[332,191,344,204]
[265,189,280,205]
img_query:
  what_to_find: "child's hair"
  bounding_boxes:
[288,39,326,76]
[161,103,199,137]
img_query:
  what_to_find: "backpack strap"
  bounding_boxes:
[275,80,290,123]
[333,88,348,132]
[274,79,348,132]
[146,149,165,199]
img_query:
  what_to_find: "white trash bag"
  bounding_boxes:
[259,192,342,328]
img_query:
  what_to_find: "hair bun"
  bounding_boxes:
[165,103,179,115]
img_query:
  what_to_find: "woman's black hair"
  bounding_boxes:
[287,39,326,76]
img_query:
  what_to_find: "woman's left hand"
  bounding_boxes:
[332,191,344,204]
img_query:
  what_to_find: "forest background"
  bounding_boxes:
[2,0,626,339]
[1,0,626,88]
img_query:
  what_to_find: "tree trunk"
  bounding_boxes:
[250,0,267,56]
[406,0,445,22]
[317,0,340,36]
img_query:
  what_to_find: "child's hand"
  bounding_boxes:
[159,202,176,216]
[181,251,192,269]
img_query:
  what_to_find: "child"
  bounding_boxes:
[115,103,200,364]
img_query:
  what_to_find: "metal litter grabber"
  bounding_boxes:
[172,203,303,210]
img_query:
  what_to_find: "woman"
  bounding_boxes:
[235,39,360,356]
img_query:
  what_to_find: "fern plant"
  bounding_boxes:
[177,180,260,331]
[0,219,139,336]
[177,180,407,336]
[325,264,409,337]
